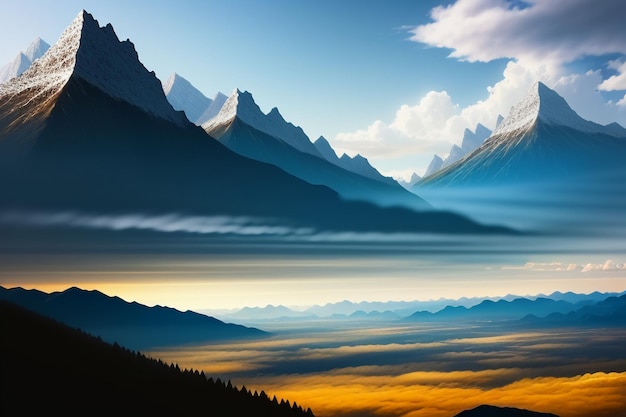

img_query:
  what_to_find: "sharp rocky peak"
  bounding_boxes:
[493,81,610,137]
[0,10,186,126]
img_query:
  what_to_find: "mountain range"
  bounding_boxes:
[406,297,591,322]
[162,72,400,193]
[211,290,624,323]
[0,285,266,349]
[202,88,426,209]
[523,293,626,326]
[0,10,508,236]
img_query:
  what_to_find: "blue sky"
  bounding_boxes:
[2,0,626,179]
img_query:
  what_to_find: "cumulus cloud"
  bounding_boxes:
[410,0,626,68]
[599,60,626,92]
[333,91,461,160]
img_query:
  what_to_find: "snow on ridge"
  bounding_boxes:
[1,10,186,126]
[494,81,621,137]
[0,11,81,107]
[72,11,186,126]
[196,92,228,126]
[493,82,543,136]
[203,89,322,157]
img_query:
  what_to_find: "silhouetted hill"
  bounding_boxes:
[455,405,559,417]
[0,300,313,417]
[0,286,267,350]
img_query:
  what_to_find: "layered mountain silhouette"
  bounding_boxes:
[0,285,266,349]
[418,82,626,187]
[0,300,313,416]
[454,405,559,417]
[203,89,429,210]
[523,294,626,326]
[406,297,589,322]
[0,10,510,235]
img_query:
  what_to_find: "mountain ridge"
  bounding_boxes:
[0,285,267,349]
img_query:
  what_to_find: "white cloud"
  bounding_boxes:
[332,91,464,174]
[598,60,626,92]
[410,0,626,68]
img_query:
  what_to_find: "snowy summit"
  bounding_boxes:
[0,10,186,127]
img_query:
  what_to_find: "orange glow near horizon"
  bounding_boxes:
[188,369,626,417]
[148,326,626,417]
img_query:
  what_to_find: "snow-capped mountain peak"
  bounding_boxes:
[203,88,264,130]
[0,10,186,126]
[494,81,624,137]
[203,88,323,157]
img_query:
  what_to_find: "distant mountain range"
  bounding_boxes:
[0,300,312,416]
[0,10,509,236]
[406,297,591,322]
[0,285,266,349]
[210,290,624,323]
[523,294,626,326]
